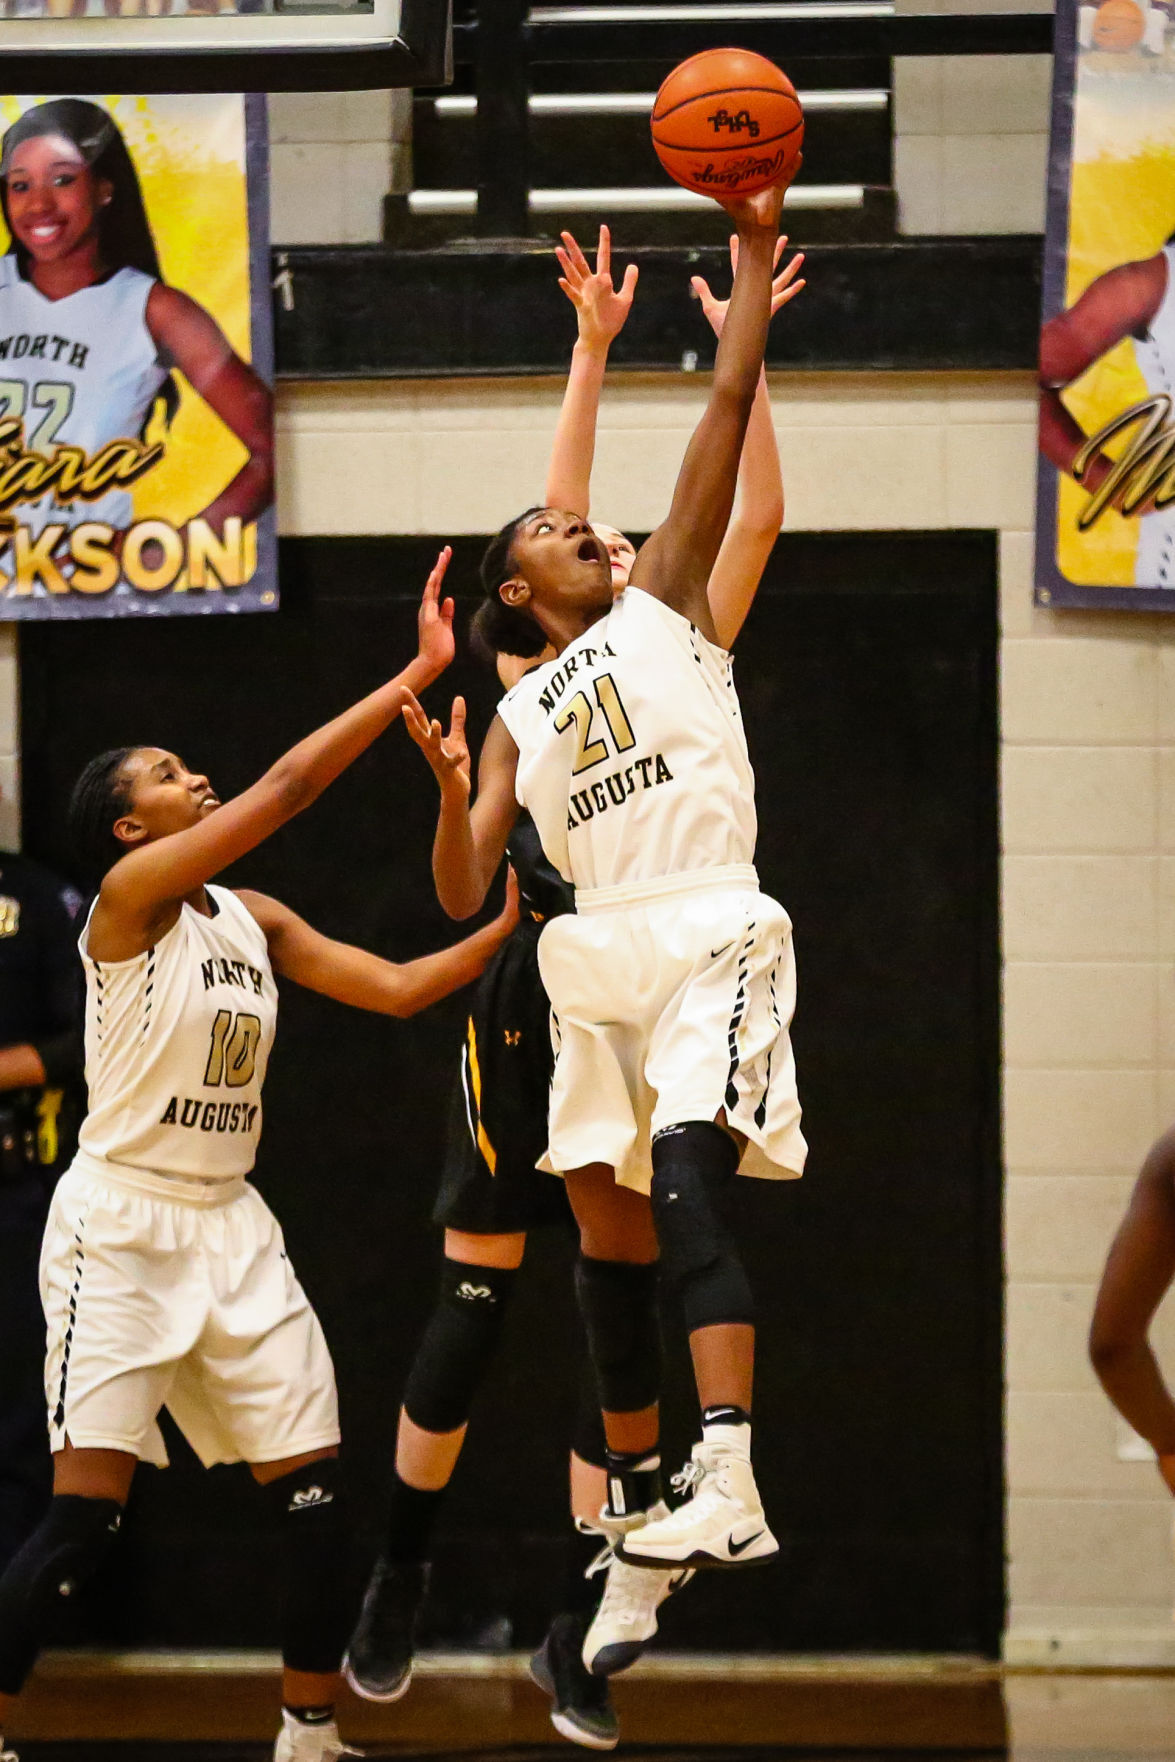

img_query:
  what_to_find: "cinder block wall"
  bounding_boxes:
[893,0,1053,235]
[268,90,409,245]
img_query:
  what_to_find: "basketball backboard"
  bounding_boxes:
[0,0,451,90]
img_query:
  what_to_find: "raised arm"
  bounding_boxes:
[545,226,638,516]
[629,176,791,643]
[97,550,455,944]
[402,694,521,920]
[692,234,805,647]
[237,875,519,1020]
[1039,256,1166,494]
[1089,1130,1175,1493]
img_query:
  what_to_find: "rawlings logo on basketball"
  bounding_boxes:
[689,150,789,191]
[707,106,760,138]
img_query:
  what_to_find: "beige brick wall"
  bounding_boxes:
[268,90,409,245]
[892,0,1054,237]
[893,55,1052,235]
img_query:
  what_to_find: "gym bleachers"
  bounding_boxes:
[392,0,897,246]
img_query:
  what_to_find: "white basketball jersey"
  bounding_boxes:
[77,886,277,1183]
[497,587,757,893]
[1132,244,1175,587]
[0,258,169,535]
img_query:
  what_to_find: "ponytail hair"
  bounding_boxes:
[473,508,550,662]
[68,746,140,884]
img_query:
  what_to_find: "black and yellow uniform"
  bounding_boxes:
[351,826,608,1705]
[0,850,83,1576]
[433,812,573,1233]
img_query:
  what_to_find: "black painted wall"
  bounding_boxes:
[19,529,1003,1656]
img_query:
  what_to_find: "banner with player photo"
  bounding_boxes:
[0,91,275,621]
[1037,0,1175,609]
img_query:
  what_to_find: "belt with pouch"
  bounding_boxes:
[0,1088,65,1182]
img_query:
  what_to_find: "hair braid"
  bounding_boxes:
[471,508,550,661]
[67,747,140,883]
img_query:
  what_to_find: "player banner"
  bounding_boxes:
[1037,0,1175,609]
[0,92,275,621]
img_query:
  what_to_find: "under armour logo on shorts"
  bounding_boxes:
[289,1485,334,1512]
[504,1029,523,1046]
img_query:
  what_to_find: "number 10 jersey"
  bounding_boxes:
[77,885,277,1184]
[497,586,758,895]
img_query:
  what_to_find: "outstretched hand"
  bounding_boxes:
[415,546,456,681]
[556,224,639,352]
[719,162,800,237]
[402,691,471,797]
[692,233,805,339]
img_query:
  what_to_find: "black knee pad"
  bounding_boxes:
[262,1457,351,1677]
[651,1121,755,1331]
[0,1495,122,1694]
[402,1259,518,1434]
[574,1256,660,1414]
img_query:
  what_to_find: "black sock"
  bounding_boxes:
[284,1704,334,1725]
[604,1448,662,1518]
[702,1404,752,1429]
[384,1472,445,1565]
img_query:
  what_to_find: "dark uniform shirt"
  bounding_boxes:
[0,852,83,1571]
[0,851,83,1179]
[507,810,574,924]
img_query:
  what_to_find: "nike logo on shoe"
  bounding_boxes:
[710,941,735,959]
[727,1530,766,1557]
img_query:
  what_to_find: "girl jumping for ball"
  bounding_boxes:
[402,172,805,1688]
[346,223,803,1745]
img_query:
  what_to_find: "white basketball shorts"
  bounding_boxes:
[536,869,807,1194]
[41,1154,340,1469]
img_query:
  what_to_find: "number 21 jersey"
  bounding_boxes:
[77,886,277,1183]
[497,586,758,893]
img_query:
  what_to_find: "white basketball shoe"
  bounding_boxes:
[617,1426,778,1569]
[580,1505,694,1677]
[273,1710,362,1761]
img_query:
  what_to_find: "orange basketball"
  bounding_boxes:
[651,48,804,201]
[1092,0,1145,49]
